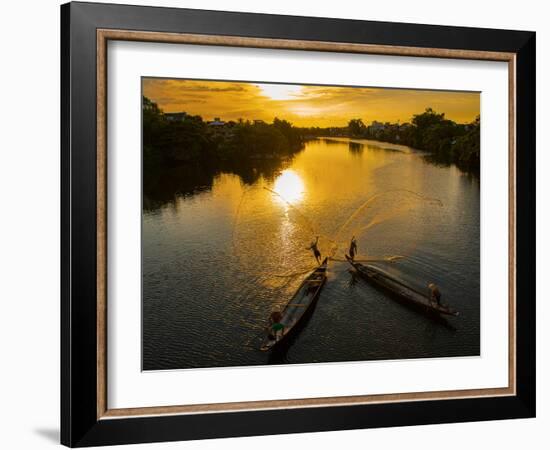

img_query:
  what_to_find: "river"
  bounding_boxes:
[142,138,480,370]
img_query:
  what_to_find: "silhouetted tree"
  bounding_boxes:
[348,118,366,137]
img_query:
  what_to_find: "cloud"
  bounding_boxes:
[142,78,479,126]
[144,79,246,92]
[173,84,246,93]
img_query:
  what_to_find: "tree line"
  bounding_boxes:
[346,108,480,171]
[143,96,304,172]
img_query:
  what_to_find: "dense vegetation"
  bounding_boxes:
[143,96,304,172]
[346,108,480,171]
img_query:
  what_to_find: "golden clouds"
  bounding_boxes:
[143,78,479,127]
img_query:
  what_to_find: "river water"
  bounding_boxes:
[143,138,480,370]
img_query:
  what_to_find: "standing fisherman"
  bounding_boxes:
[349,236,358,261]
[307,236,322,265]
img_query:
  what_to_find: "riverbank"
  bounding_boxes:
[345,109,480,173]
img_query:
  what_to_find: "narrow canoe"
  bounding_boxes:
[260,258,328,351]
[345,255,458,317]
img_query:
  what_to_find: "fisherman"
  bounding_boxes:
[307,236,322,265]
[349,236,358,261]
[428,283,442,306]
[269,307,284,340]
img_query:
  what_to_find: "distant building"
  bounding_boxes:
[165,112,188,122]
[208,117,225,126]
[253,119,265,125]
[369,121,385,132]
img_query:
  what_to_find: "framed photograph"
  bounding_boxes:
[61,1,536,447]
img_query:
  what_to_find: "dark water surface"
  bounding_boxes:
[143,138,480,370]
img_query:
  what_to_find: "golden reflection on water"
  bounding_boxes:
[272,169,305,207]
[177,138,439,281]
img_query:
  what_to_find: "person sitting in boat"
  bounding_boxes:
[349,236,358,261]
[428,283,442,306]
[269,308,284,340]
[307,236,322,264]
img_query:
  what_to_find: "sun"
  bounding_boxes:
[272,170,305,206]
[258,83,302,101]
[289,105,318,116]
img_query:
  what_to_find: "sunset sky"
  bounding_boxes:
[143,78,480,127]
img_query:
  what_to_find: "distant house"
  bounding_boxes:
[369,120,385,132]
[165,112,188,122]
[253,119,265,125]
[208,117,225,126]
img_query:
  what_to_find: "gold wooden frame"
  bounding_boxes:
[96,29,516,420]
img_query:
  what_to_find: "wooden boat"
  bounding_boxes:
[345,255,458,317]
[260,258,328,351]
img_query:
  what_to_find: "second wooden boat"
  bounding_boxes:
[345,255,458,317]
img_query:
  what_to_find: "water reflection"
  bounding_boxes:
[272,169,305,206]
[348,141,364,155]
[143,157,299,211]
[142,137,480,370]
